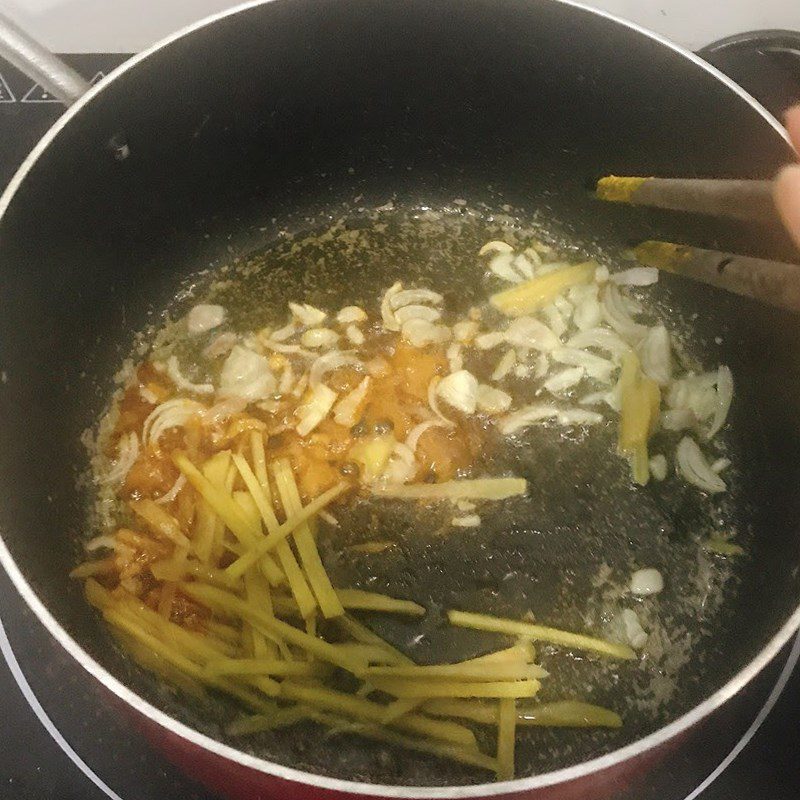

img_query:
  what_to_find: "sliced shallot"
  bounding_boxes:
[309,351,363,388]
[100,431,139,485]
[166,355,214,395]
[333,376,371,427]
[601,284,648,343]
[675,436,726,493]
[638,325,672,386]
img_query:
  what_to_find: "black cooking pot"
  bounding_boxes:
[0,1,799,798]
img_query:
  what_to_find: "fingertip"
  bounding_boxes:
[773,164,800,248]
[784,104,800,150]
[774,162,800,190]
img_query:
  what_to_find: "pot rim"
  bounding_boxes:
[0,0,797,795]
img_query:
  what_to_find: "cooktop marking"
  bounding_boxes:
[0,617,124,800]
[0,73,15,103]
[21,82,61,103]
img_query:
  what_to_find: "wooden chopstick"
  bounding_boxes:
[634,240,800,312]
[596,176,778,224]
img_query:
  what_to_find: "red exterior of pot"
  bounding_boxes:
[134,705,676,800]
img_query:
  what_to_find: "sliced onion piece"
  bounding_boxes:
[300,328,340,349]
[452,515,482,528]
[166,355,214,395]
[504,317,560,351]
[579,380,622,412]
[533,353,549,379]
[610,267,659,286]
[621,293,644,315]
[309,351,362,388]
[527,239,554,257]
[261,340,316,358]
[579,390,610,406]
[648,454,668,481]
[379,442,418,485]
[256,398,284,415]
[573,292,602,331]
[401,319,451,347]
[551,347,616,383]
[629,567,664,596]
[499,405,563,430]
[567,327,631,359]
[446,342,463,373]
[139,386,159,404]
[427,376,456,427]
[270,320,298,342]
[155,474,187,505]
[333,376,371,427]
[394,305,442,325]
[453,320,479,344]
[558,408,604,426]
[278,363,296,396]
[318,509,339,526]
[142,398,206,447]
[203,396,249,425]
[476,384,513,414]
[491,349,517,381]
[621,609,648,649]
[389,288,443,310]
[512,253,536,280]
[487,252,523,283]
[336,306,368,324]
[475,331,506,350]
[381,281,403,331]
[84,534,117,552]
[553,294,573,319]
[405,420,447,453]
[666,372,719,424]
[514,363,531,379]
[187,304,226,335]
[436,370,478,414]
[345,324,365,346]
[567,283,594,305]
[675,436,727,493]
[541,304,567,338]
[292,374,309,398]
[289,302,327,327]
[479,240,514,256]
[544,367,585,394]
[707,366,733,439]
[295,383,337,436]
[660,408,696,431]
[601,284,648,343]
[203,331,237,359]
[218,346,276,401]
[366,357,390,378]
[638,325,672,386]
[101,431,139,485]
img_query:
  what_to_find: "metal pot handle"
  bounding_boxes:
[698,29,800,70]
[697,29,800,121]
[0,12,91,105]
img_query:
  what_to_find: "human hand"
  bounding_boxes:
[774,105,800,248]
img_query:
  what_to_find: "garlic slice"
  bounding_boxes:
[436,370,479,414]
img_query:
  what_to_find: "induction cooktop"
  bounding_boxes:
[0,50,798,800]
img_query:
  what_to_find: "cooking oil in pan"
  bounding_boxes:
[87,201,748,785]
